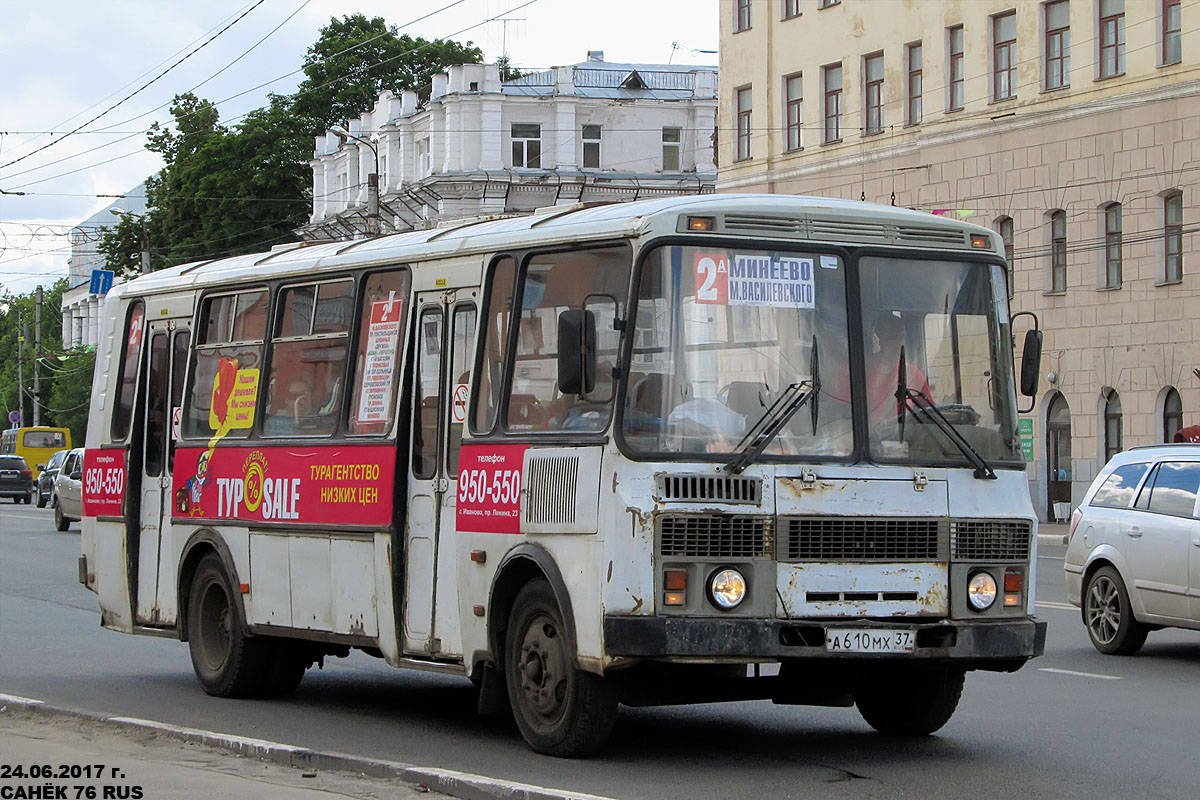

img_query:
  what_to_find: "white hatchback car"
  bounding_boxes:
[53,447,85,532]
[1064,444,1200,654]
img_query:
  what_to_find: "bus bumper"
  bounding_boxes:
[603,616,1047,667]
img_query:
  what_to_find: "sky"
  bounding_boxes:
[0,0,719,296]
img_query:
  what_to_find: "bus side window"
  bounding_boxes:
[347,269,411,436]
[263,280,353,437]
[111,300,146,441]
[505,245,630,434]
[472,256,516,434]
[183,289,266,440]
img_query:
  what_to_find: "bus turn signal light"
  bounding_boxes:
[1004,571,1023,592]
[664,570,688,606]
[687,216,714,231]
[970,233,990,249]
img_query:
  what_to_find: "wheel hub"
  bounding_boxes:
[518,616,568,720]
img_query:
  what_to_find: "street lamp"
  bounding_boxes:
[110,208,151,273]
[330,125,382,236]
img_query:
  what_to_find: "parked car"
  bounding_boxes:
[36,449,68,508]
[53,448,85,531]
[0,455,34,503]
[1064,444,1200,654]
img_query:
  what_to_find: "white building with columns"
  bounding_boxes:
[301,52,718,238]
[61,185,147,349]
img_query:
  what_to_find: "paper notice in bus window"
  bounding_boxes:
[208,358,259,433]
[357,298,403,424]
[451,383,470,424]
[729,254,815,308]
[456,444,528,534]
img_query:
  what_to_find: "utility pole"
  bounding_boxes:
[33,286,41,426]
[16,312,24,427]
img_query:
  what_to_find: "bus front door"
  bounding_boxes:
[403,290,476,657]
[135,320,190,626]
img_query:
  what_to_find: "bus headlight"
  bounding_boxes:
[709,568,747,610]
[967,571,998,611]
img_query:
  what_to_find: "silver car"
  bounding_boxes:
[53,448,84,532]
[1064,444,1200,654]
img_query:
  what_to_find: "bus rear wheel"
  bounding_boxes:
[504,580,617,757]
[854,665,965,736]
[187,554,267,698]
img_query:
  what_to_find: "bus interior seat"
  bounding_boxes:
[721,381,772,419]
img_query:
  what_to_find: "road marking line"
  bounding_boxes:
[1038,668,1121,680]
[1035,601,1077,610]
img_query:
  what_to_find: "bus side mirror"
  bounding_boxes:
[557,309,596,396]
[1020,329,1042,397]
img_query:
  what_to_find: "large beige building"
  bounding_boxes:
[719,0,1196,520]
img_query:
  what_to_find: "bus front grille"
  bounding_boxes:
[951,520,1032,561]
[658,515,773,558]
[656,474,762,504]
[780,517,945,561]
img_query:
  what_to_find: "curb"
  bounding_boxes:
[0,694,614,800]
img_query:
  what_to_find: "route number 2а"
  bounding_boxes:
[694,252,729,305]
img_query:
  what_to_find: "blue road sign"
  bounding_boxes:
[90,269,115,296]
[7,410,20,427]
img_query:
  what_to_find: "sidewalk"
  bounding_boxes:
[0,708,444,800]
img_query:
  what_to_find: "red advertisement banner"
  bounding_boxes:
[456,444,528,534]
[82,449,127,517]
[172,444,395,527]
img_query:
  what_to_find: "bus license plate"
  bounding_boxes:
[825,629,915,653]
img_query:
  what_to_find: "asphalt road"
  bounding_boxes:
[3,502,1199,799]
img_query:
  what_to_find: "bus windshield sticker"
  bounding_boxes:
[357,296,403,424]
[451,383,470,424]
[456,444,528,534]
[171,444,395,526]
[820,255,840,270]
[695,251,815,309]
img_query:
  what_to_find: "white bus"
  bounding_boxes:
[80,194,1046,756]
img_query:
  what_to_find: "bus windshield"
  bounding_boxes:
[858,257,1021,467]
[622,244,852,459]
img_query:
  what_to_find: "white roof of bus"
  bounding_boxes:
[109,194,1000,300]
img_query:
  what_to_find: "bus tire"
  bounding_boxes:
[54,503,70,531]
[854,665,965,736]
[504,580,617,757]
[187,554,267,698]
[258,639,308,698]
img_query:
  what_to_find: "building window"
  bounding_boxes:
[1045,0,1071,89]
[1164,387,1183,442]
[662,127,681,171]
[1099,0,1125,78]
[906,42,923,125]
[736,86,753,161]
[1104,203,1122,288]
[822,63,843,143]
[1104,390,1123,462]
[511,124,541,168]
[948,25,965,111]
[1165,191,1183,282]
[784,73,804,151]
[1050,209,1067,293]
[864,52,884,135]
[992,11,1017,101]
[783,0,801,20]
[819,0,840,8]
[1163,0,1182,64]
[582,125,601,169]
[735,0,751,31]
[997,216,1015,273]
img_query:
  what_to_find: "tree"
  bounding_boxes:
[292,13,484,132]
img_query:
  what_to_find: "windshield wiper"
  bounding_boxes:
[895,346,996,480]
[725,337,821,475]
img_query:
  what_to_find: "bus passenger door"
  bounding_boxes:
[135,320,190,626]
[403,290,474,656]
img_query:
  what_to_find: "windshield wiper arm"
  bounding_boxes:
[725,337,821,475]
[894,346,996,480]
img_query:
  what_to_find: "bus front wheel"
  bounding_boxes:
[854,665,965,736]
[187,554,268,698]
[504,580,617,757]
